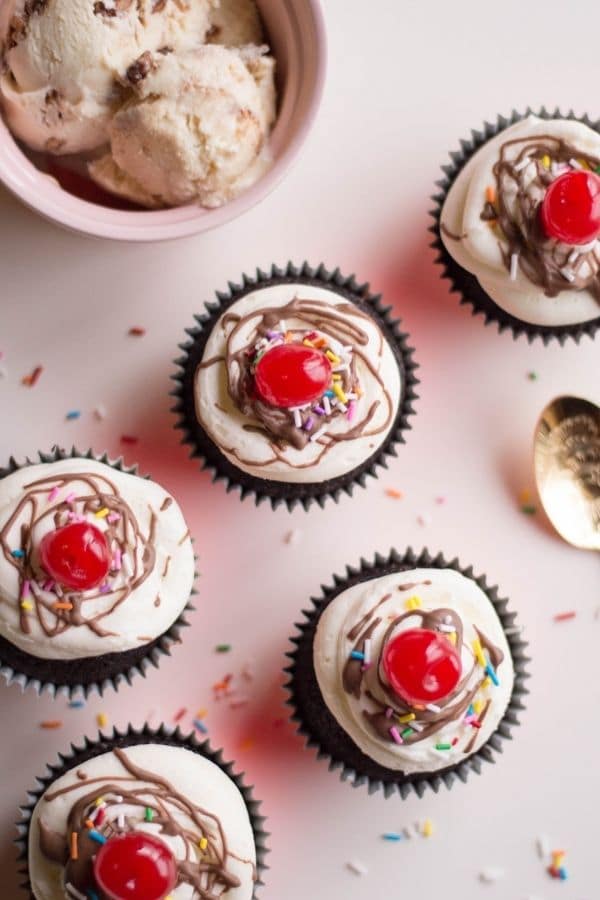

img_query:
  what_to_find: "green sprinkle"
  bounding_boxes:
[144,808,154,822]
[401,727,414,739]
[435,743,451,751]
[595,165,600,175]
[527,371,538,381]
[521,504,537,516]
[215,644,231,654]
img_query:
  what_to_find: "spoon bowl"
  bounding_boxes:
[534,395,600,551]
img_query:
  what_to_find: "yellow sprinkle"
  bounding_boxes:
[518,487,532,505]
[302,339,315,348]
[472,638,487,668]
[446,631,457,646]
[482,676,492,690]
[95,507,109,519]
[356,386,364,397]
[332,373,342,381]
[422,819,434,838]
[333,383,348,404]
[398,713,416,724]
[21,600,33,611]
[97,713,108,729]
[404,596,422,611]
[95,797,104,807]
[284,331,293,343]
[541,154,550,169]
[199,837,208,851]
[325,350,341,364]
[473,700,484,716]
[578,158,590,170]
[196,708,207,719]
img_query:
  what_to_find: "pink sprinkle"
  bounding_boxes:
[389,726,404,745]
[435,496,446,505]
[464,714,476,725]
[99,583,111,594]
[107,512,120,524]
[65,492,76,505]
[361,662,372,672]
[385,707,394,719]
[43,579,55,592]
[47,486,60,503]
[113,550,122,571]
[21,580,30,599]
[347,400,357,421]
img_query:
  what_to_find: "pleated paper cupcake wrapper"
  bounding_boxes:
[0,447,196,700]
[16,723,269,900]
[430,107,600,345]
[171,262,419,511]
[284,547,530,799]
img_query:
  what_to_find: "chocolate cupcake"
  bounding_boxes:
[285,548,528,797]
[17,724,268,900]
[0,449,195,698]
[172,263,418,510]
[432,109,600,343]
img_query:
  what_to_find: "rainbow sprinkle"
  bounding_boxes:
[389,726,404,745]
[88,830,106,845]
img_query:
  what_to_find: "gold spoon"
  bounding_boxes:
[534,395,600,551]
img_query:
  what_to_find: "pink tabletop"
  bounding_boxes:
[0,0,598,897]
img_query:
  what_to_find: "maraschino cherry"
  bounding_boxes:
[540,170,600,245]
[93,832,178,900]
[382,628,462,706]
[254,344,331,408]
[39,522,110,591]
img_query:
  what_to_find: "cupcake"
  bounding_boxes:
[0,449,195,698]
[286,549,528,797]
[172,263,418,510]
[433,110,600,343]
[17,725,267,900]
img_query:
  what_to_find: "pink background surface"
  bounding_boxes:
[0,0,599,897]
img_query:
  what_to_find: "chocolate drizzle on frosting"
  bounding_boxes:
[0,471,157,639]
[197,296,394,471]
[38,748,253,898]
[486,134,600,301]
[341,601,504,750]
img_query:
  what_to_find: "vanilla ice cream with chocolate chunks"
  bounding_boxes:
[0,0,212,154]
[89,42,276,208]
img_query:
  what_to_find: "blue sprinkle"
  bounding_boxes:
[485,663,499,686]
[193,718,208,734]
[65,410,81,420]
[88,830,106,845]
[467,704,475,717]
[87,892,100,900]
[382,832,402,841]
[69,700,86,709]
[350,650,365,661]
[558,867,568,881]
[324,390,335,398]
[11,549,25,558]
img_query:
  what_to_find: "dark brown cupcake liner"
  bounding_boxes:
[171,262,419,511]
[0,447,196,700]
[430,107,600,345]
[284,547,530,798]
[15,723,269,899]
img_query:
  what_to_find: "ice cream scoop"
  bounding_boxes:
[88,43,276,208]
[0,0,212,154]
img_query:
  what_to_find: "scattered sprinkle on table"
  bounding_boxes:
[536,834,550,858]
[346,861,368,876]
[417,513,431,526]
[94,405,106,421]
[527,371,538,381]
[284,528,302,545]
[385,488,403,499]
[120,434,138,445]
[215,644,232,653]
[554,611,576,623]
[40,720,63,729]
[173,707,187,722]
[479,867,505,883]
[434,496,446,504]
[193,718,208,734]
[68,700,86,709]
[128,327,146,336]
[521,503,538,515]
[96,712,108,729]
[22,365,43,387]
[421,819,434,838]
[65,410,81,421]
[382,832,403,842]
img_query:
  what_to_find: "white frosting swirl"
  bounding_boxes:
[28,743,257,900]
[0,459,194,660]
[314,568,514,775]
[441,115,600,326]
[194,283,402,484]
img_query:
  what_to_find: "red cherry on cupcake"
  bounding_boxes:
[382,628,462,706]
[39,522,110,591]
[254,344,331,408]
[540,170,600,245]
[93,833,178,900]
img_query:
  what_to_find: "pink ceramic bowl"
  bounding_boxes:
[0,0,326,242]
